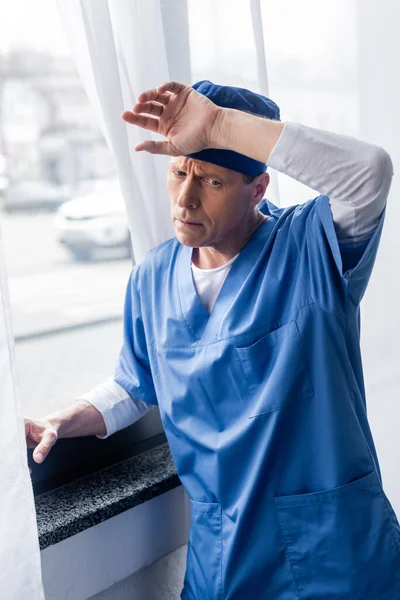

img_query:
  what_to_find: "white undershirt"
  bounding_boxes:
[79,121,394,438]
[191,252,240,313]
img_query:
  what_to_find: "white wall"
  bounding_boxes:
[41,486,189,600]
[355,0,400,511]
[89,545,187,600]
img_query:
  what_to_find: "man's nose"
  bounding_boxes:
[176,179,200,209]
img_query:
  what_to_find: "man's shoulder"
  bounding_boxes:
[260,196,318,219]
[134,236,181,284]
[145,236,181,265]
[261,196,326,239]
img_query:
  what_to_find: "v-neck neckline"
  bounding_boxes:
[177,214,276,345]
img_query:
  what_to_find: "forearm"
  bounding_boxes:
[213,108,392,190]
[37,378,153,442]
[212,108,284,163]
[213,110,393,240]
[79,377,155,439]
[47,399,107,438]
[266,122,393,221]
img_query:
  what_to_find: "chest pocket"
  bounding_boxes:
[235,319,314,418]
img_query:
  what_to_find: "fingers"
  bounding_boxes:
[33,429,57,464]
[135,81,185,104]
[157,81,185,95]
[135,140,176,156]
[121,111,159,133]
[132,101,163,117]
[25,420,40,449]
[136,90,171,104]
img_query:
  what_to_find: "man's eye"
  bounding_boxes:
[174,170,186,177]
[205,178,221,187]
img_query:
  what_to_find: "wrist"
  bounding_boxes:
[209,108,261,152]
[209,108,284,163]
[46,412,68,438]
[208,107,234,150]
[47,399,93,439]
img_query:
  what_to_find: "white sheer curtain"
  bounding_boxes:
[0,224,44,597]
[56,0,191,262]
[355,0,400,504]
[56,0,282,259]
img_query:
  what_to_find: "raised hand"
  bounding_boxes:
[122,81,222,156]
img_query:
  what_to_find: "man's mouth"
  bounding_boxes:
[175,218,203,228]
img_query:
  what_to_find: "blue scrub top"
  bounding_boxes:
[115,195,400,600]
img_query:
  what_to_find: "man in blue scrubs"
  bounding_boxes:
[117,81,400,599]
[26,78,400,596]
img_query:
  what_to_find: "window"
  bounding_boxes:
[0,1,132,419]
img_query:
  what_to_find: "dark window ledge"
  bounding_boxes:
[35,442,181,550]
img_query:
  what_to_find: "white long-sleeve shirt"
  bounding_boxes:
[79,122,394,438]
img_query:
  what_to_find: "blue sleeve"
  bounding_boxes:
[114,267,158,406]
[291,194,387,311]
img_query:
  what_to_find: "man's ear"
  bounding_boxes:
[251,172,270,206]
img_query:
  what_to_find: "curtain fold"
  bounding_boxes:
[249,0,281,204]
[56,0,283,260]
[0,222,44,598]
[56,0,191,262]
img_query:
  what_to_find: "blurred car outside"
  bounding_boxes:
[2,180,71,213]
[54,178,132,262]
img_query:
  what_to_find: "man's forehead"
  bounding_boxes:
[169,156,231,178]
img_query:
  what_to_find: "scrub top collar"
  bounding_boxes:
[177,209,277,345]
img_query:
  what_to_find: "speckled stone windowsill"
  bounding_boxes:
[35,443,181,550]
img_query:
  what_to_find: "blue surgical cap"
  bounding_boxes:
[187,80,281,176]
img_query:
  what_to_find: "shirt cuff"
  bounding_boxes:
[78,377,155,439]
